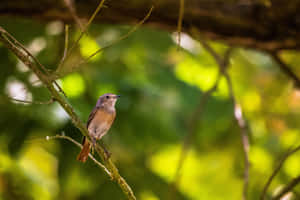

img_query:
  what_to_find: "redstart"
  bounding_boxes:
[77,93,120,162]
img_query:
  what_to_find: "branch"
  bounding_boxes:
[224,71,250,200]
[63,0,84,30]
[270,51,300,88]
[169,69,222,200]
[6,96,55,105]
[0,26,137,200]
[199,40,250,200]
[177,0,184,48]
[261,144,300,200]
[272,175,300,200]
[0,26,66,97]
[46,134,112,178]
[56,24,69,73]
[81,5,154,64]
[56,4,153,79]
[59,0,106,68]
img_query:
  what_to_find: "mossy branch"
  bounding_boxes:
[0,26,136,200]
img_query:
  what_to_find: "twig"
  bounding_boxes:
[53,6,153,80]
[6,96,55,105]
[177,0,184,48]
[272,175,300,200]
[46,134,112,178]
[0,26,66,97]
[168,72,222,200]
[0,26,137,200]
[61,0,106,65]
[80,5,154,64]
[224,71,250,200]
[199,40,250,200]
[261,144,300,200]
[63,0,84,30]
[57,24,69,73]
[270,51,300,88]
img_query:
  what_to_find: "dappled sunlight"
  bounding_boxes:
[46,21,64,36]
[280,129,300,148]
[249,146,272,174]
[140,190,159,200]
[79,35,102,61]
[64,167,96,198]
[241,90,261,113]
[175,56,218,90]
[249,118,268,138]
[284,152,300,177]
[62,73,86,98]
[18,144,59,199]
[5,78,32,104]
[1,16,300,200]
[149,144,242,200]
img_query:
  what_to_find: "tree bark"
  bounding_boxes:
[1,0,300,51]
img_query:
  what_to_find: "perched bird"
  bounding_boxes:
[77,93,120,162]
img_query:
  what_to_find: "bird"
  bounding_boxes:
[77,93,120,162]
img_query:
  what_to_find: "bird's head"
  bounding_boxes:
[96,93,120,108]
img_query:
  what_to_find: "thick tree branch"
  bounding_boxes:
[2,0,300,51]
[0,26,136,200]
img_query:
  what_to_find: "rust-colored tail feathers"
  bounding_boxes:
[77,137,91,162]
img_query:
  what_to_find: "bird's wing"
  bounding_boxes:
[86,107,98,128]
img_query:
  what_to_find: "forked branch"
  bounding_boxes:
[0,26,136,200]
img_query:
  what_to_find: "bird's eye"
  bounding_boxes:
[106,96,109,99]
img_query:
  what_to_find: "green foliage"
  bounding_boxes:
[0,17,300,200]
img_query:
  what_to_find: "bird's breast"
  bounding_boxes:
[88,108,116,139]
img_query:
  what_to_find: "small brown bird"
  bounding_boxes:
[77,93,120,162]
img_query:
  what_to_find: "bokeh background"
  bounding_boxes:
[1,16,300,200]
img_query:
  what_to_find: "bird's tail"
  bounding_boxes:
[77,137,90,162]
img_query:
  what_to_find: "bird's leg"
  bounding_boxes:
[91,137,97,155]
[99,141,111,160]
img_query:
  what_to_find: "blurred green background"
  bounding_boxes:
[0,17,300,200]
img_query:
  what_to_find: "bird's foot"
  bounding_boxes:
[103,147,111,160]
[91,138,97,155]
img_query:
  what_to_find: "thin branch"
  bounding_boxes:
[61,0,106,66]
[53,6,154,80]
[0,26,136,200]
[46,134,112,178]
[177,0,184,48]
[63,0,84,30]
[199,40,250,200]
[270,51,300,88]
[261,144,300,200]
[0,26,66,97]
[80,5,154,64]
[6,96,55,105]
[272,175,300,200]
[168,71,222,200]
[57,24,69,73]
[224,71,250,200]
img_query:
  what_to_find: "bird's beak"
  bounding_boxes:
[116,95,121,98]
